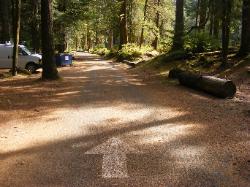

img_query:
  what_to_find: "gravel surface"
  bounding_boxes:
[0,53,249,187]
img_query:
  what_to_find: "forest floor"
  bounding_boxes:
[0,52,249,187]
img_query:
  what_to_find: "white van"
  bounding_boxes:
[0,43,42,73]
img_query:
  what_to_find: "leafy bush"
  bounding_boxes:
[90,47,110,56]
[117,43,153,61]
[185,32,220,53]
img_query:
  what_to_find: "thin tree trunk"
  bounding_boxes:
[172,0,184,51]
[108,29,114,49]
[140,0,148,48]
[209,0,214,36]
[41,0,59,80]
[12,0,21,76]
[152,0,160,50]
[221,0,232,66]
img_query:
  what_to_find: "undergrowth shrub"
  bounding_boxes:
[90,47,110,56]
[185,32,220,53]
[117,43,153,61]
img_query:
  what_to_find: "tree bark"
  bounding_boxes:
[0,0,11,42]
[199,0,208,30]
[41,0,59,80]
[139,0,148,48]
[178,72,236,98]
[221,0,232,67]
[172,0,184,51]
[119,0,128,49]
[12,0,21,76]
[152,0,160,50]
[238,0,250,56]
[31,0,40,53]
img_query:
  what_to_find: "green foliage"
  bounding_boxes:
[90,46,110,56]
[117,43,153,61]
[185,32,220,53]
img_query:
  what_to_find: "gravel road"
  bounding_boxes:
[0,53,249,187]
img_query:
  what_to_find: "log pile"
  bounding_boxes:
[169,68,237,98]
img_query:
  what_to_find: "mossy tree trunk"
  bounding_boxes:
[41,0,59,80]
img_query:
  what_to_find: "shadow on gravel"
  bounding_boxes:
[0,54,249,186]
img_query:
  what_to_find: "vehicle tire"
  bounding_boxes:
[25,63,37,74]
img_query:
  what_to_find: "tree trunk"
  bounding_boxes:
[152,0,160,50]
[211,0,220,39]
[11,0,21,76]
[221,0,232,66]
[195,0,200,28]
[0,0,11,42]
[238,0,250,56]
[139,0,148,48]
[172,0,184,51]
[199,0,208,30]
[119,0,128,49]
[41,0,59,80]
[31,0,40,53]
[209,0,214,36]
[108,29,114,49]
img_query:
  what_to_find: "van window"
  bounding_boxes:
[19,47,31,56]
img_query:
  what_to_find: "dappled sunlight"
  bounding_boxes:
[138,124,198,146]
[0,104,184,155]
[1,53,249,186]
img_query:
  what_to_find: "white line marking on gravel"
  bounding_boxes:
[85,137,140,178]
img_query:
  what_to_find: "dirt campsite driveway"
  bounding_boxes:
[0,53,249,187]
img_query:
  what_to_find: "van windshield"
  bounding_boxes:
[21,47,31,55]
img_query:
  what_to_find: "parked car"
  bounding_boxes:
[0,43,42,73]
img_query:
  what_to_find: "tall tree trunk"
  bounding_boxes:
[212,0,221,39]
[221,0,232,66]
[41,0,59,80]
[209,0,214,36]
[11,0,21,76]
[119,0,128,49]
[140,0,148,48]
[199,0,208,30]
[172,0,184,51]
[152,0,160,50]
[238,0,250,56]
[31,0,40,53]
[0,0,11,42]
[108,29,114,49]
[195,0,200,28]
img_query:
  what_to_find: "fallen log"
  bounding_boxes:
[123,60,136,68]
[168,68,185,79]
[178,72,236,98]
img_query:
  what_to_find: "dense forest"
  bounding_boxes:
[0,0,249,79]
